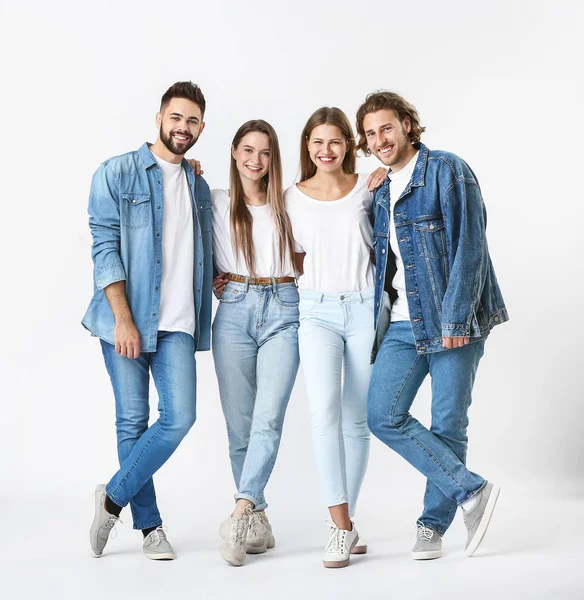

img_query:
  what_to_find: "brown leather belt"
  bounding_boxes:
[228,273,296,285]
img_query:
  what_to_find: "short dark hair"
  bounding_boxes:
[160,81,206,116]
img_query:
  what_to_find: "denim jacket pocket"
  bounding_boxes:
[414,218,447,259]
[121,192,150,229]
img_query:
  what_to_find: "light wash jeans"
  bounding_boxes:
[212,280,300,511]
[101,331,197,530]
[298,288,374,516]
[368,321,486,535]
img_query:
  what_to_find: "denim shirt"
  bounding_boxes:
[82,143,213,352]
[372,143,508,361]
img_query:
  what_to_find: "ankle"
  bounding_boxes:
[232,499,254,517]
[105,495,122,517]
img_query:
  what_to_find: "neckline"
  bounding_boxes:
[294,173,363,204]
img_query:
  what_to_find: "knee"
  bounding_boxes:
[170,407,197,439]
[367,403,404,441]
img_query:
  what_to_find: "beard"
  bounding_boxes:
[160,126,198,156]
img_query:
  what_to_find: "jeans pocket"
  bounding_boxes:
[274,285,299,308]
[219,284,247,303]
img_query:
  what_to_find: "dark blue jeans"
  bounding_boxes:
[101,331,197,530]
[368,321,485,536]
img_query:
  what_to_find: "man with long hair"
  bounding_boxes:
[356,91,508,560]
[83,81,213,560]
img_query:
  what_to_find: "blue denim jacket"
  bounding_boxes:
[82,143,213,352]
[372,143,508,360]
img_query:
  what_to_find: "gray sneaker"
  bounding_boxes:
[219,506,252,566]
[411,523,442,560]
[142,526,176,560]
[89,484,120,557]
[246,510,275,554]
[463,481,501,557]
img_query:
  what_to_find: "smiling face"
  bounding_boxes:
[232,131,271,183]
[156,97,205,157]
[362,109,416,171]
[306,124,348,174]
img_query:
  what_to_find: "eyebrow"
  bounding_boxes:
[242,145,270,152]
[169,112,200,122]
[311,138,342,142]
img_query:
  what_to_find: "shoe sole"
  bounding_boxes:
[323,536,359,568]
[465,484,501,557]
[411,549,442,560]
[143,552,176,560]
[246,542,267,554]
[90,485,106,557]
[351,544,367,555]
[220,543,245,566]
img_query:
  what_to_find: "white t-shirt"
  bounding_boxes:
[284,174,375,293]
[154,155,195,336]
[388,151,419,322]
[211,189,295,277]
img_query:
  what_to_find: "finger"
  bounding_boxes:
[442,337,450,349]
[462,337,470,346]
[133,342,141,359]
[115,341,121,354]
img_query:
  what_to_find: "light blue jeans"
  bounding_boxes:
[101,331,197,530]
[368,321,486,536]
[298,288,374,516]
[212,280,300,511]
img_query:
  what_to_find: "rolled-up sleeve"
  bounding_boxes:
[88,163,126,290]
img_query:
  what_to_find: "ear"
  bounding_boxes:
[231,144,236,160]
[402,116,412,134]
[199,121,206,137]
[155,111,162,129]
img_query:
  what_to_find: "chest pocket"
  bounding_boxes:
[121,192,150,229]
[413,218,447,259]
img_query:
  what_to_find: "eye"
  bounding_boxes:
[384,126,392,132]
[171,116,179,121]
[262,151,270,157]
[366,132,374,138]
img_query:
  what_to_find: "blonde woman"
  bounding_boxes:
[284,107,386,568]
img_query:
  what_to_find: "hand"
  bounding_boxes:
[213,272,229,298]
[442,336,470,349]
[187,159,204,175]
[114,318,141,358]
[367,167,389,190]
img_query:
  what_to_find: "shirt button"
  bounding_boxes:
[157,260,160,264]
[377,302,380,307]
[340,295,345,300]
[379,275,382,280]
[152,313,156,316]
[97,279,101,283]
[132,200,136,204]
[157,205,161,209]
[156,233,160,237]
[157,180,161,184]
[430,223,435,230]
[199,262,202,266]
[382,249,386,254]
[155,286,159,291]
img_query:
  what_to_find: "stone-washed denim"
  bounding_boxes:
[82,143,213,352]
[372,143,508,360]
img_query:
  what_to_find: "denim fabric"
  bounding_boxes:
[83,143,213,352]
[212,280,300,511]
[298,288,374,516]
[368,321,485,535]
[372,143,508,359]
[101,331,197,529]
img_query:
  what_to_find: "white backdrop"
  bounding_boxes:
[1,1,583,598]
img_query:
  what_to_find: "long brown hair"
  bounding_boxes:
[299,107,356,182]
[355,91,425,156]
[229,120,295,277]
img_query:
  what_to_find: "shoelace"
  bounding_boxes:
[417,523,434,541]
[230,507,252,546]
[147,526,167,547]
[248,511,267,539]
[105,515,122,539]
[324,520,347,555]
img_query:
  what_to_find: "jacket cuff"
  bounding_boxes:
[94,262,126,290]
[441,323,471,338]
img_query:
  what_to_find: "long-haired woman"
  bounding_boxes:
[284,107,385,568]
[208,120,299,567]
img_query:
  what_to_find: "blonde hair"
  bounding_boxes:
[299,107,356,181]
[229,120,295,276]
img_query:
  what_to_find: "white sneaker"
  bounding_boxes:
[219,506,251,566]
[246,510,275,554]
[350,522,367,554]
[142,526,176,560]
[322,520,360,568]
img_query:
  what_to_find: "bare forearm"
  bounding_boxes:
[104,281,133,323]
[103,281,141,358]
